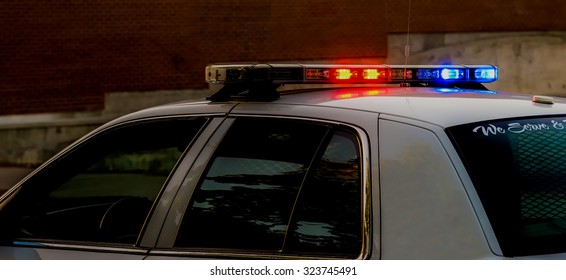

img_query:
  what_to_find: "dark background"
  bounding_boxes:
[1,0,566,115]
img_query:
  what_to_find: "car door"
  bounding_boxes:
[0,113,228,259]
[146,104,378,259]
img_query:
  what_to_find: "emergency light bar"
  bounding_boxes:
[206,64,498,84]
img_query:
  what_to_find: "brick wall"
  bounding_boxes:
[1,0,565,115]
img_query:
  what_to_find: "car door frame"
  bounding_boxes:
[148,102,378,260]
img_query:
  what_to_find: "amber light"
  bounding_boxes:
[363,69,380,80]
[334,69,353,80]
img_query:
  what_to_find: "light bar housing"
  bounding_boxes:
[206,64,498,84]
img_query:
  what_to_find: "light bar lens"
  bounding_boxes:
[335,69,353,80]
[363,69,380,80]
[305,66,390,82]
[306,69,329,80]
[474,68,496,80]
[441,68,465,80]
[205,64,498,84]
[416,69,440,80]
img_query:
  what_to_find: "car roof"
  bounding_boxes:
[273,86,566,127]
[110,85,566,129]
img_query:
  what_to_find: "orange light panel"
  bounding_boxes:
[335,69,352,80]
[363,69,380,80]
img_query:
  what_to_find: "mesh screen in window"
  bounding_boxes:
[448,116,566,256]
[175,118,362,258]
[511,130,566,220]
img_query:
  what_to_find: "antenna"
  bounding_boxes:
[402,0,412,87]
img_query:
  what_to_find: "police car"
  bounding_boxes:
[0,63,565,259]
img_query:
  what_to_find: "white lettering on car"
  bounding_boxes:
[472,119,566,136]
[472,124,506,136]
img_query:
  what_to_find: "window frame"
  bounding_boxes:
[151,115,372,260]
[0,115,219,255]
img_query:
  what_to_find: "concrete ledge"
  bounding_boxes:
[0,88,213,130]
[0,112,114,130]
[0,166,34,192]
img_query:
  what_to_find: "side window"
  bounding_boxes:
[174,118,362,258]
[288,130,362,256]
[6,118,206,245]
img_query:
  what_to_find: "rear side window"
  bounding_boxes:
[175,118,363,258]
[448,116,566,256]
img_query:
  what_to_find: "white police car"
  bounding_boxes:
[1,64,565,259]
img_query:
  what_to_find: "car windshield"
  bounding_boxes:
[448,116,566,257]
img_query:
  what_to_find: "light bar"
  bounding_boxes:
[205,64,498,84]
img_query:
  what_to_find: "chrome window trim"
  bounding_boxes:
[12,240,148,255]
[147,249,354,260]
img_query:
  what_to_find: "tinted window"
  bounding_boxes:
[448,116,566,256]
[175,118,362,258]
[287,130,362,256]
[4,118,206,245]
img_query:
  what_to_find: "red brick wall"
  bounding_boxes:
[1,0,565,115]
[388,0,566,33]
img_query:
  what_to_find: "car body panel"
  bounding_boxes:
[262,87,566,127]
[378,118,493,259]
[83,87,566,132]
